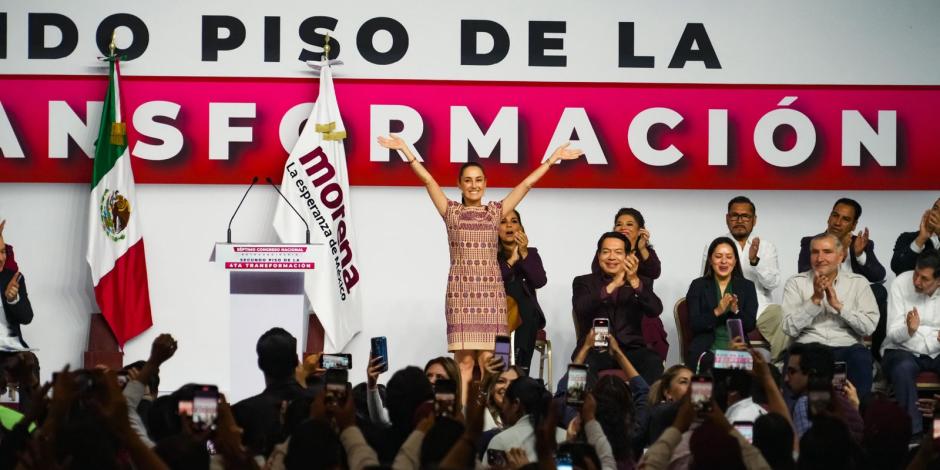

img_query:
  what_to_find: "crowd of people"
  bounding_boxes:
[1,145,940,469]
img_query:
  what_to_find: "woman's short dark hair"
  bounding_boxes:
[595,231,632,256]
[614,207,646,228]
[386,366,433,429]
[702,236,744,279]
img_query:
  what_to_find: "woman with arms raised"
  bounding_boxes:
[377,134,582,402]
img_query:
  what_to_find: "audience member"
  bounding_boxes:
[797,198,888,357]
[891,197,940,275]
[597,208,669,361]
[686,237,758,368]
[498,209,548,374]
[752,413,794,470]
[573,232,664,384]
[861,397,912,469]
[231,327,305,458]
[648,364,692,407]
[783,233,878,400]
[485,376,566,461]
[783,342,863,441]
[881,251,940,437]
[705,196,786,361]
[0,220,34,352]
[796,415,865,470]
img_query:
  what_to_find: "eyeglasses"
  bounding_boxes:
[727,213,754,221]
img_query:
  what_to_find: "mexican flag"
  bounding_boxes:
[86,58,153,347]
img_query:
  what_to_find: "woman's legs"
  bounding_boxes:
[455,349,476,407]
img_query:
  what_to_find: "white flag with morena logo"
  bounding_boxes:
[273,61,362,352]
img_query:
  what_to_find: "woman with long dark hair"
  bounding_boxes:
[685,237,758,368]
[497,209,547,373]
[377,135,582,401]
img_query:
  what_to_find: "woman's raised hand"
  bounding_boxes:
[549,142,584,162]
[377,134,407,150]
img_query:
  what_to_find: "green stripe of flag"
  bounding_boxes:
[91,59,127,189]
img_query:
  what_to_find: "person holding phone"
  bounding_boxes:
[377,135,582,402]
[591,208,669,362]
[572,232,665,384]
[484,376,567,462]
[685,237,758,368]
[497,209,547,374]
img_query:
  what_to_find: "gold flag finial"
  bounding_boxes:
[109,29,117,57]
[323,33,331,57]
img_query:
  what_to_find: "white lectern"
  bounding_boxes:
[211,243,317,402]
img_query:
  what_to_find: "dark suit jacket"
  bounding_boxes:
[589,248,669,360]
[0,269,33,348]
[500,247,547,329]
[891,231,939,275]
[232,380,307,457]
[571,271,663,358]
[798,234,886,283]
[685,275,757,367]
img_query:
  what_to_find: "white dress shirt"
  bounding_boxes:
[781,270,879,347]
[725,396,767,423]
[882,271,940,357]
[702,234,781,317]
[911,235,940,254]
[485,414,567,464]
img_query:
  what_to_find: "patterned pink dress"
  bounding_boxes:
[444,199,509,351]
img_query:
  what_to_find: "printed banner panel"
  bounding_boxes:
[1,75,938,189]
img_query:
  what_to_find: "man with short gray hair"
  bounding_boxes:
[783,233,878,400]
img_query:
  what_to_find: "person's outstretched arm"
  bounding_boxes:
[378,135,448,216]
[501,143,582,217]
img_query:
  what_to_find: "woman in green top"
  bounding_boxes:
[685,236,758,368]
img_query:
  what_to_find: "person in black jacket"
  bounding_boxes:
[498,210,547,374]
[572,231,664,384]
[891,197,939,275]
[0,220,34,350]
[686,237,758,369]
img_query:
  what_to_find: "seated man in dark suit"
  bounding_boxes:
[0,220,34,351]
[797,198,888,357]
[232,327,307,459]
[572,231,664,384]
[891,197,940,275]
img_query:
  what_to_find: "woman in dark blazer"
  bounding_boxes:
[685,236,758,369]
[498,210,547,373]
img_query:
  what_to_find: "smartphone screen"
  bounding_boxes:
[593,318,610,349]
[566,365,588,407]
[555,452,574,470]
[832,361,847,391]
[325,368,349,405]
[192,385,218,431]
[434,379,457,418]
[691,375,712,412]
[177,398,194,417]
[370,337,388,373]
[320,353,352,370]
[713,349,753,371]
[494,335,512,371]
[726,318,744,343]
[733,421,754,443]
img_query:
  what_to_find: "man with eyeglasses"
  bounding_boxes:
[784,342,864,440]
[702,196,785,360]
[797,198,888,359]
